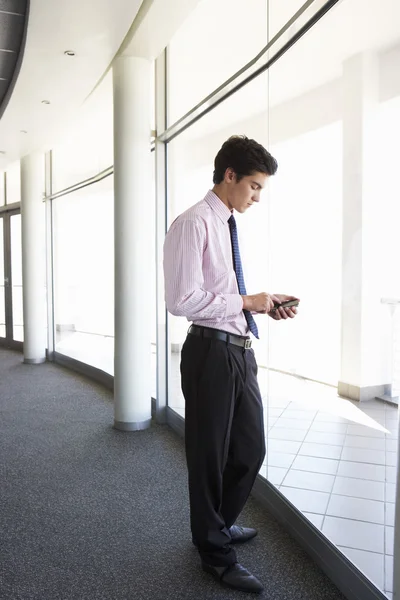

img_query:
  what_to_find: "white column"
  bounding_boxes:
[339,53,389,401]
[20,153,46,364]
[113,57,152,431]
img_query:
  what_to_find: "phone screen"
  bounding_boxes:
[272,299,299,311]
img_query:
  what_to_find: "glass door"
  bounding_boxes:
[0,209,23,349]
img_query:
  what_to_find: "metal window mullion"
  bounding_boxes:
[0,202,20,214]
[45,166,114,202]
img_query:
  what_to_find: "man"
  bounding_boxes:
[163,135,299,594]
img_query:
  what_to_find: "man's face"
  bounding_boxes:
[224,169,269,213]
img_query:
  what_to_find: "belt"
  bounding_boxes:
[188,325,252,349]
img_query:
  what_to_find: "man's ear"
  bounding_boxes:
[224,168,236,184]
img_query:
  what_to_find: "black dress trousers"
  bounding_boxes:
[180,331,266,567]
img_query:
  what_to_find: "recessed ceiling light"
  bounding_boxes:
[64,50,75,56]
[41,100,50,105]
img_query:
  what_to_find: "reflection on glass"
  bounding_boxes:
[0,217,5,337]
[10,215,23,341]
[53,176,114,373]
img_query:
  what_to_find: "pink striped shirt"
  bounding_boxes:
[163,190,249,336]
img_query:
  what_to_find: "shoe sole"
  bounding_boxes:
[202,563,264,594]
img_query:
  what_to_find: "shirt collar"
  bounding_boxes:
[204,190,232,224]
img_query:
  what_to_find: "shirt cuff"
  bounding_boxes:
[224,294,244,318]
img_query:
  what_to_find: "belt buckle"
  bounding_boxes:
[244,339,252,349]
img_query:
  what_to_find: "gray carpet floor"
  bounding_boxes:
[0,347,347,600]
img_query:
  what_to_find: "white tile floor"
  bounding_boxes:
[53,334,397,599]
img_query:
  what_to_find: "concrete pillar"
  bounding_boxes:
[339,53,390,401]
[20,153,46,364]
[113,56,152,431]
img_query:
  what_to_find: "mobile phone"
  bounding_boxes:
[272,299,299,311]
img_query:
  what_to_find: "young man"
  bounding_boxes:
[163,135,299,594]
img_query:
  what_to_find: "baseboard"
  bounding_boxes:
[55,324,76,333]
[338,381,392,402]
[171,343,182,354]
[54,352,114,391]
[376,393,399,407]
[167,405,185,438]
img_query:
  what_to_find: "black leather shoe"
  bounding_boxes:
[192,525,258,548]
[202,562,264,594]
[229,525,258,544]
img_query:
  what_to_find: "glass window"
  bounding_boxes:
[52,73,113,192]
[267,123,342,385]
[266,1,399,596]
[165,0,400,596]
[166,69,270,413]
[0,173,5,207]
[6,161,21,205]
[53,176,114,373]
[167,0,268,125]
[53,165,157,399]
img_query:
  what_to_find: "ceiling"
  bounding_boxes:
[1,0,399,168]
[0,0,143,170]
[0,0,28,119]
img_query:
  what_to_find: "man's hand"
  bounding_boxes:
[267,294,300,320]
[242,293,275,313]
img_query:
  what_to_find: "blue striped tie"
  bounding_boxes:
[228,215,259,339]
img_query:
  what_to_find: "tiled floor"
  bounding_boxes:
[52,333,397,598]
[266,390,396,598]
